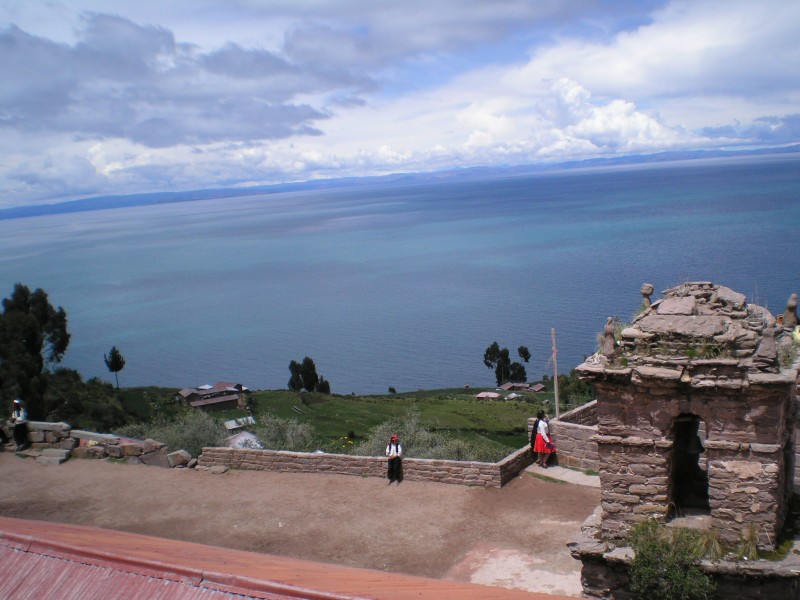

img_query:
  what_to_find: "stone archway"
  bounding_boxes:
[670,413,709,516]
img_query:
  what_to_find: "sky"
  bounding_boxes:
[1,0,798,208]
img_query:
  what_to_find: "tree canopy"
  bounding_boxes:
[0,283,71,418]
[483,341,530,386]
[104,345,126,388]
[288,356,331,393]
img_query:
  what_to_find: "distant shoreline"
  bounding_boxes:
[2,145,798,221]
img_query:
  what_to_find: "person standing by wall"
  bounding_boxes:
[10,399,28,451]
[385,434,403,484]
[533,410,556,467]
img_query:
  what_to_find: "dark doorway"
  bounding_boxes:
[671,414,710,514]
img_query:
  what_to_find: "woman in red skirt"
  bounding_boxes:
[532,410,555,467]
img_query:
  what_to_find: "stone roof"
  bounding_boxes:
[578,281,799,386]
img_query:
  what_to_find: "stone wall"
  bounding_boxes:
[527,402,600,471]
[559,400,598,426]
[587,374,795,548]
[570,513,800,600]
[8,420,538,488]
[199,445,536,488]
[4,421,172,467]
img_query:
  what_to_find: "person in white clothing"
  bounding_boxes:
[10,399,28,451]
[385,434,403,484]
[532,410,555,467]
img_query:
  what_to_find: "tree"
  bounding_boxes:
[42,368,127,431]
[483,341,529,386]
[104,345,126,388]
[518,346,531,363]
[0,283,70,419]
[288,356,330,393]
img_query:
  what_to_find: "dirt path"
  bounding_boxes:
[0,451,598,597]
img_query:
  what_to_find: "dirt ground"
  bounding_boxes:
[0,450,599,597]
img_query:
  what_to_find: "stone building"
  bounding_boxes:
[570,282,800,598]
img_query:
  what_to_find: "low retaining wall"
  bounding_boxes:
[3,420,171,467]
[199,445,535,488]
[10,420,538,488]
[527,401,600,471]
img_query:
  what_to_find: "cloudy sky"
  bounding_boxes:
[1,0,798,208]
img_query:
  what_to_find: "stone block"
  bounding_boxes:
[140,449,170,467]
[167,449,192,467]
[36,455,67,465]
[71,430,120,444]
[119,443,143,457]
[105,445,123,458]
[42,447,71,460]
[70,446,90,459]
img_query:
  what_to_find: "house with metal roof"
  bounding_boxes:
[176,381,248,411]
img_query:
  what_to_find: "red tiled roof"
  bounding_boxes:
[0,516,572,600]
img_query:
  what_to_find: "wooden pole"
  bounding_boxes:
[551,327,560,419]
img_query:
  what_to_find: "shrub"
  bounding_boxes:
[628,520,716,600]
[250,412,317,452]
[353,408,513,462]
[115,409,227,457]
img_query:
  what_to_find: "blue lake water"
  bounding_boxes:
[1,154,799,394]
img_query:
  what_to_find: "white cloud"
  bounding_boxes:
[0,0,797,208]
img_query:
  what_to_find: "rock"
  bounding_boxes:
[209,465,229,474]
[60,437,78,450]
[119,443,143,457]
[167,449,191,468]
[142,439,165,453]
[187,458,198,469]
[782,293,798,329]
[71,430,120,444]
[657,296,696,315]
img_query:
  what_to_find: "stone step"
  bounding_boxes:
[41,447,71,460]
[36,455,68,465]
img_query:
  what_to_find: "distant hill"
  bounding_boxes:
[2,144,798,221]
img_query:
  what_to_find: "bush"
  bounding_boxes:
[353,408,513,462]
[250,412,317,452]
[115,409,227,457]
[628,520,716,600]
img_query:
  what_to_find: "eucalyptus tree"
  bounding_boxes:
[0,283,70,419]
[483,341,530,386]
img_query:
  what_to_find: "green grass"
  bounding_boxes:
[114,384,580,459]
[245,388,537,448]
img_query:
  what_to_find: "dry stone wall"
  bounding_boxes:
[8,421,537,488]
[5,421,171,467]
[528,402,600,470]
[199,445,535,488]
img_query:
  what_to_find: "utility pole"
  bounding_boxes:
[551,327,560,419]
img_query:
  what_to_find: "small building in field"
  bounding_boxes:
[476,392,501,400]
[224,416,256,433]
[176,381,248,411]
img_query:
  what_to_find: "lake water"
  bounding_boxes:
[1,154,799,394]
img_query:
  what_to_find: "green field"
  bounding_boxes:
[116,383,589,457]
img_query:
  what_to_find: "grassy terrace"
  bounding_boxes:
[117,385,582,457]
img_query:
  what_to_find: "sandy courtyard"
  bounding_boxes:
[0,451,598,597]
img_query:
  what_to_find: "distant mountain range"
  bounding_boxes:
[2,144,798,221]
